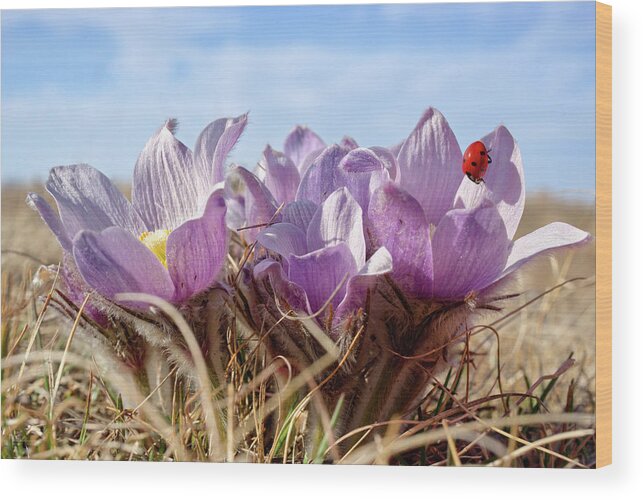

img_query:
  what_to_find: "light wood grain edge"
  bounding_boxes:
[596,1,612,469]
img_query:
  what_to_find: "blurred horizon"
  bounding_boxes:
[1,2,596,200]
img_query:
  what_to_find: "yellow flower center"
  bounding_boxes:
[139,229,171,268]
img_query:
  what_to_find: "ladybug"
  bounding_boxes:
[462,141,492,184]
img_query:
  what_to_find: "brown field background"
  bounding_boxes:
[1,183,596,421]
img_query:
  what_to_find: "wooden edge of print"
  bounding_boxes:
[596,1,612,469]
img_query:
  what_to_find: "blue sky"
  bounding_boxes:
[2,2,595,197]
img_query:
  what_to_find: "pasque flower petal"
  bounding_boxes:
[256,222,308,258]
[397,107,463,226]
[431,202,511,299]
[306,187,366,266]
[368,182,433,297]
[340,136,359,150]
[339,148,383,173]
[281,200,318,232]
[72,227,175,302]
[253,258,310,313]
[166,190,228,302]
[336,246,393,322]
[262,145,301,205]
[132,120,199,231]
[338,147,391,214]
[296,145,350,205]
[288,242,357,314]
[369,146,398,181]
[229,166,281,242]
[284,125,326,172]
[194,113,248,186]
[501,222,591,277]
[26,192,73,251]
[454,125,525,239]
[46,164,146,237]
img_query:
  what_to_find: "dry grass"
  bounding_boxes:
[1,184,596,465]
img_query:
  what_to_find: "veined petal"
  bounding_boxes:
[432,202,511,299]
[262,145,301,205]
[257,222,308,258]
[72,227,175,303]
[389,140,404,158]
[284,125,326,172]
[501,222,591,278]
[296,145,350,205]
[397,107,463,225]
[339,148,391,214]
[281,200,318,232]
[253,259,310,313]
[229,166,281,242]
[194,113,248,186]
[288,243,357,314]
[370,146,398,181]
[340,136,359,150]
[299,148,325,176]
[336,246,393,321]
[132,120,198,231]
[26,192,72,250]
[166,191,228,302]
[368,182,433,297]
[454,125,525,239]
[307,187,366,266]
[339,147,383,173]
[46,164,146,237]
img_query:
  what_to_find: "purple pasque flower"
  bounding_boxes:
[260,145,301,206]
[229,122,374,243]
[228,139,394,246]
[283,125,326,174]
[27,114,248,306]
[367,107,591,300]
[253,187,392,325]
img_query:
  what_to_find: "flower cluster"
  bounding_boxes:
[27,106,591,436]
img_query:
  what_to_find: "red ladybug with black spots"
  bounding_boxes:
[462,141,492,184]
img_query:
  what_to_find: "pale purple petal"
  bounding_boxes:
[453,126,525,239]
[339,148,383,173]
[336,247,393,322]
[46,164,146,237]
[72,227,175,302]
[389,141,404,158]
[261,145,301,205]
[370,146,398,181]
[340,136,359,150]
[288,243,357,313]
[338,149,391,214]
[397,107,463,225]
[284,125,326,172]
[296,145,350,205]
[299,148,325,176]
[194,113,248,186]
[307,187,366,266]
[257,222,308,257]
[132,120,198,231]
[432,202,511,299]
[501,222,591,278]
[253,259,310,313]
[281,200,318,232]
[166,191,228,302]
[368,182,433,297]
[230,166,281,242]
[26,193,72,250]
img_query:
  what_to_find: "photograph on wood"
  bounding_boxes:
[1,1,611,466]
